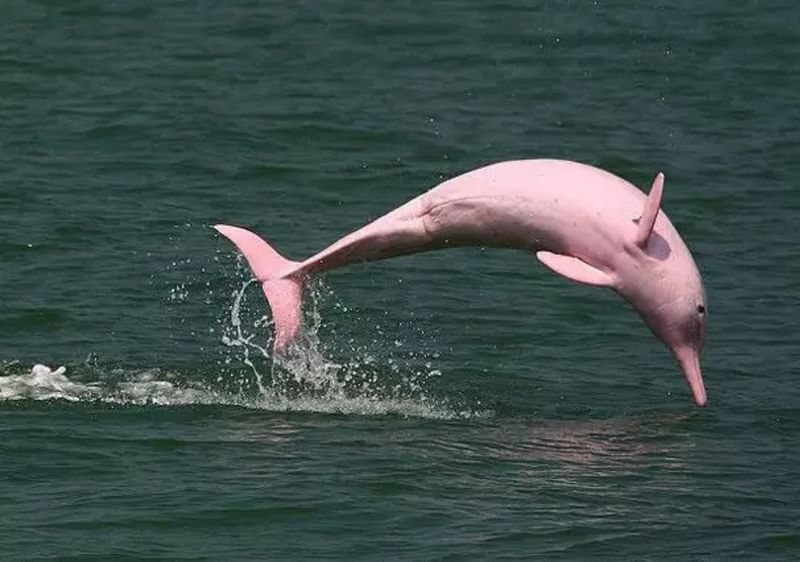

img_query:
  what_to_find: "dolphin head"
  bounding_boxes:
[623,172,708,406]
[646,271,708,407]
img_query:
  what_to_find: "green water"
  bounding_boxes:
[2,1,799,559]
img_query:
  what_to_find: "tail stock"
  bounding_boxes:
[214,224,304,353]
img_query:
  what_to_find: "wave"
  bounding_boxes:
[0,363,469,418]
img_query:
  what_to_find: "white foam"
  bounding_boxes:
[0,363,101,401]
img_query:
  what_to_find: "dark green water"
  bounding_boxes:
[2,1,799,559]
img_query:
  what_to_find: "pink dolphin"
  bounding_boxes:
[215,159,708,406]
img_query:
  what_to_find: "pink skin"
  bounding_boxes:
[216,159,708,406]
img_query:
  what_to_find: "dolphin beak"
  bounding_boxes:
[675,348,707,406]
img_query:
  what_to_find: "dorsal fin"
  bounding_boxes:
[635,172,664,248]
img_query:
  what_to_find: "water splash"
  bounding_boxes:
[219,277,272,393]
[217,277,464,416]
[0,266,485,419]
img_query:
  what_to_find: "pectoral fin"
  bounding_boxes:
[536,251,614,287]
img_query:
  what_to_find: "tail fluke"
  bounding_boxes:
[214,224,304,352]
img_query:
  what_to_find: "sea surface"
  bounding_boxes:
[2,1,799,559]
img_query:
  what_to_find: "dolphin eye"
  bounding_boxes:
[697,305,706,314]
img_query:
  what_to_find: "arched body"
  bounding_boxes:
[215,159,708,406]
